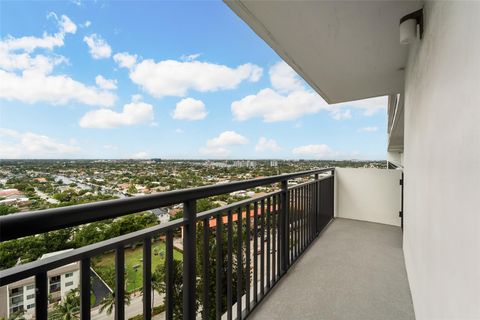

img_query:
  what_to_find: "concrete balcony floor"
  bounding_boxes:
[249,218,415,320]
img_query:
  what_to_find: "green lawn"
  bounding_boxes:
[94,240,183,292]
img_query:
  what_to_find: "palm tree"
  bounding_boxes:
[7,310,26,320]
[151,265,165,309]
[52,289,80,320]
[99,291,131,316]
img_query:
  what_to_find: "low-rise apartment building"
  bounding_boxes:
[0,250,79,319]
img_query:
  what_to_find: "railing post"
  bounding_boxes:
[280,179,289,274]
[143,237,152,320]
[314,174,319,235]
[35,272,48,320]
[331,169,335,220]
[183,199,197,320]
[80,258,91,320]
[115,246,125,320]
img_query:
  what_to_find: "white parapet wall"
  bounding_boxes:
[335,168,402,226]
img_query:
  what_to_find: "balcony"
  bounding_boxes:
[248,218,413,320]
[0,167,412,320]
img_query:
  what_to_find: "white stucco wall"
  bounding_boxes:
[335,168,402,226]
[403,2,480,319]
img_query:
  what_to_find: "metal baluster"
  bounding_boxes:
[288,189,293,263]
[277,194,281,276]
[115,245,125,320]
[203,219,210,320]
[280,180,288,274]
[260,199,265,297]
[295,188,298,256]
[300,186,307,253]
[272,195,276,282]
[143,237,151,320]
[183,200,197,320]
[80,258,91,320]
[310,183,313,242]
[314,174,319,235]
[266,197,271,289]
[253,202,258,304]
[304,186,308,249]
[227,210,233,320]
[166,230,174,320]
[245,204,251,312]
[215,214,223,320]
[35,272,48,320]
[237,207,243,320]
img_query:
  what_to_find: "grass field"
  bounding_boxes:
[94,240,183,292]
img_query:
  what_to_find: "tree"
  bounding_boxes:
[150,218,248,319]
[0,205,19,216]
[5,310,26,320]
[196,220,248,319]
[151,259,190,320]
[99,290,131,316]
[127,185,137,194]
[52,289,80,320]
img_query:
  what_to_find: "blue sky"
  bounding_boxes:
[0,1,387,160]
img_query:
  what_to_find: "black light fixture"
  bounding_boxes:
[399,8,424,44]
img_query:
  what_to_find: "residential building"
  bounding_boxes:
[0,250,80,319]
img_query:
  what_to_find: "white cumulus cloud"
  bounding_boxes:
[79,100,154,128]
[232,61,328,122]
[231,60,387,122]
[0,14,116,107]
[292,144,336,159]
[1,12,76,53]
[199,131,248,157]
[0,13,76,73]
[172,98,207,120]
[0,70,116,107]
[255,137,282,152]
[83,34,112,59]
[206,131,248,147]
[0,128,80,158]
[269,61,304,93]
[55,14,77,34]
[232,88,328,122]
[113,52,137,69]
[128,59,262,98]
[95,75,117,90]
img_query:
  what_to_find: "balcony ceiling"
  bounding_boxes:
[225,0,423,103]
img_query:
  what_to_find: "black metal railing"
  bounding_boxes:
[0,168,335,320]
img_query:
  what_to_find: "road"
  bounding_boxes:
[90,291,164,320]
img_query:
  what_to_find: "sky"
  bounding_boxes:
[0,1,388,160]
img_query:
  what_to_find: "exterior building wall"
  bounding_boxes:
[60,270,79,300]
[387,151,403,168]
[0,263,79,319]
[403,1,480,319]
[335,168,402,226]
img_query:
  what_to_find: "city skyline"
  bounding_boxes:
[1,1,387,160]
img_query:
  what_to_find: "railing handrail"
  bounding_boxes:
[0,218,186,286]
[0,168,334,241]
[0,176,335,288]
